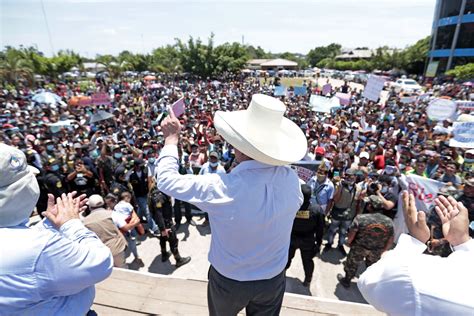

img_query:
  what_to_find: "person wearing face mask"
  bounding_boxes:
[198,151,226,175]
[40,158,66,205]
[325,169,360,255]
[308,162,335,253]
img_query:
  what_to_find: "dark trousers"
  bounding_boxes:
[286,236,315,281]
[174,199,192,224]
[159,227,179,254]
[315,212,326,246]
[207,266,286,316]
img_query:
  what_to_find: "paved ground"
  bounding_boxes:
[125,213,368,305]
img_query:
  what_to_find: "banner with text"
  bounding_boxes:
[450,122,474,148]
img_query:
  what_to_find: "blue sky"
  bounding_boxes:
[1,0,436,57]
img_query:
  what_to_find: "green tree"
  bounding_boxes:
[446,63,474,80]
[401,36,430,75]
[0,47,34,86]
[307,43,342,67]
[214,42,249,73]
[96,54,121,78]
[246,45,270,59]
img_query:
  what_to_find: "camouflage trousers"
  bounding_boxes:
[343,245,383,280]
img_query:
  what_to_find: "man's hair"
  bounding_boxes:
[120,191,131,201]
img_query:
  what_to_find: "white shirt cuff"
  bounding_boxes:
[394,233,427,254]
[453,238,474,252]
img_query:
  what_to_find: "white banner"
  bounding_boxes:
[362,75,385,102]
[309,95,340,113]
[393,174,445,242]
[427,98,457,121]
[449,122,474,148]
[456,100,474,111]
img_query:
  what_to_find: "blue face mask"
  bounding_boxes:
[51,164,60,172]
[464,159,474,163]
[114,153,123,159]
[47,145,55,151]
[89,150,99,159]
[148,157,156,164]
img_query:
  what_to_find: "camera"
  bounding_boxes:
[368,182,380,194]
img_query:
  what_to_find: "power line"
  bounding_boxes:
[40,0,55,56]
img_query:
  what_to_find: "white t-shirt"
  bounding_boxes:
[113,201,134,229]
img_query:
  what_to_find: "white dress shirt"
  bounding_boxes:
[358,233,474,316]
[156,145,303,281]
[0,219,113,315]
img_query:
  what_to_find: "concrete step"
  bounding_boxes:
[93,268,383,315]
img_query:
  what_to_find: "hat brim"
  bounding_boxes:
[214,110,307,166]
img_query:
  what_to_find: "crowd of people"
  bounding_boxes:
[1,72,473,312]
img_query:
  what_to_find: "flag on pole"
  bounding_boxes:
[171,97,185,117]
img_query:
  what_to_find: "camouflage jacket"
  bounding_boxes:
[350,213,394,250]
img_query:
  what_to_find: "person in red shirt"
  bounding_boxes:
[374,146,385,170]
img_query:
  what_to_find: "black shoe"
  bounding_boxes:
[202,220,209,227]
[149,230,160,238]
[338,245,347,256]
[175,256,191,268]
[187,219,197,226]
[337,273,351,288]
[302,278,311,287]
[323,244,332,252]
[161,251,172,262]
[175,222,181,230]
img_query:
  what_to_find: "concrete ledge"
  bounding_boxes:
[93,268,383,315]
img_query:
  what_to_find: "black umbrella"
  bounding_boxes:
[89,110,115,124]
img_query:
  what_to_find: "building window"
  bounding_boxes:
[435,25,456,49]
[456,23,474,48]
[465,0,474,14]
[439,0,463,19]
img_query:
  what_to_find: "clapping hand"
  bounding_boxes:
[42,192,88,229]
[402,191,430,244]
[434,195,470,247]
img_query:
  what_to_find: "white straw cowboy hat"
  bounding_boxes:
[214,94,307,166]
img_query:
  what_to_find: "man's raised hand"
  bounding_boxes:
[435,195,470,247]
[402,191,430,244]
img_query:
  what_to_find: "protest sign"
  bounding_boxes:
[91,92,111,106]
[400,96,417,104]
[309,95,340,113]
[362,75,385,102]
[274,86,287,96]
[294,86,307,96]
[171,97,186,117]
[335,92,351,106]
[456,100,474,111]
[426,98,457,121]
[449,122,474,148]
[393,174,445,241]
[322,83,332,96]
[291,165,315,183]
[425,61,439,78]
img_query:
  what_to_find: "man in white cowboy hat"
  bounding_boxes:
[157,94,307,316]
[0,143,113,315]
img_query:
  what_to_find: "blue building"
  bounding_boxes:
[428,0,474,76]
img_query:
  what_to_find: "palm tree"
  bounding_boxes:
[0,48,34,87]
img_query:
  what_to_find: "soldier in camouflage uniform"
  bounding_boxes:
[337,209,394,288]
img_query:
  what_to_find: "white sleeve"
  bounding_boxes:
[357,233,427,316]
[111,212,127,229]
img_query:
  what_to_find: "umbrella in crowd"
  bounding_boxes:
[32,91,62,105]
[68,95,92,107]
[89,110,115,124]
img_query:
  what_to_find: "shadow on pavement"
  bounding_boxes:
[333,281,367,304]
[147,255,176,275]
[319,247,346,265]
[285,277,312,296]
